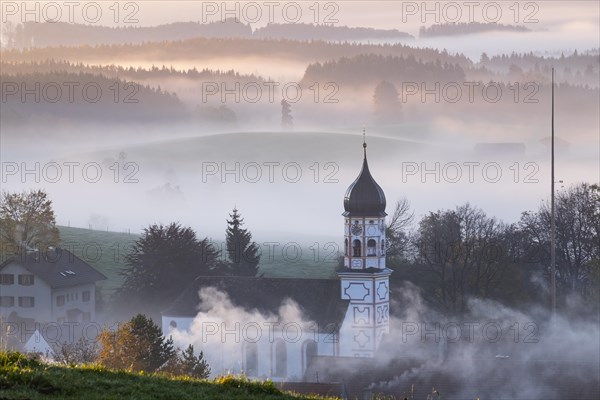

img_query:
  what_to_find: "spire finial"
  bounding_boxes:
[362,126,367,158]
[362,126,366,146]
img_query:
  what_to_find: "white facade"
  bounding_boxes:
[338,269,391,357]
[344,217,387,270]
[162,317,337,381]
[339,213,392,357]
[0,262,51,322]
[0,262,97,324]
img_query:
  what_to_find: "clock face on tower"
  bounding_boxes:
[351,224,362,235]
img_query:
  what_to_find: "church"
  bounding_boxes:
[162,137,392,381]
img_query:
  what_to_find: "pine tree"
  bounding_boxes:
[181,345,211,378]
[97,314,175,372]
[118,222,220,309]
[281,99,293,130]
[225,208,260,276]
[373,80,401,123]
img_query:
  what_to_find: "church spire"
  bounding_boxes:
[343,128,386,218]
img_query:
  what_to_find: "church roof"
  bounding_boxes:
[162,276,349,331]
[343,141,387,217]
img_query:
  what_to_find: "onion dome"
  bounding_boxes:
[343,138,386,217]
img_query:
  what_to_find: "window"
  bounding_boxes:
[18,297,35,308]
[244,342,258,377]
[352,239,361,257]
[0,274,14,285]
[0,296,15,307]
[273,341,287,377]
[56,295,65,307]
[302,340,318,372]
[367,239,377,256]
[82,291,91,302]
[18,274,34,286]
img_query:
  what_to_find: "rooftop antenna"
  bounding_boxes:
[551,68,556,316]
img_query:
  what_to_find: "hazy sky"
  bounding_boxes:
[5,1,599,34]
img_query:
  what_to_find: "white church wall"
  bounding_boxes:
[163,317,335,380]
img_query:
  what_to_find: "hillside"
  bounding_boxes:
[0,352,335,400]
[57,226,138,295]
[57,225,338,295]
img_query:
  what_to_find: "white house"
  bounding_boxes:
[0,248,106,326]
[162,138,392,381]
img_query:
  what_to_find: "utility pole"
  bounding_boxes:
[551,68,556,316]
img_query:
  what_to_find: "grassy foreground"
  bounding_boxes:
[0,352,335,400]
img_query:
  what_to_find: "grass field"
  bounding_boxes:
[56,226,338,298]
[57,226,139,295]
[0,352,335,400]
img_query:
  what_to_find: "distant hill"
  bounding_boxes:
[254,22,413,41]
[0,71,185,124]
[3,20,412,49]
[1,34,470,69]
[302,53,466,88]
[3,20,253,48]
[419,22,530,38]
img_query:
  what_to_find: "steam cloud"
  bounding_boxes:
[170,283,599,399]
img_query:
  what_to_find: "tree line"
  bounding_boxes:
[302,53,466,87]
[419,22,529,38]
[1,184,598,319]
[1,60,265,84]
[0,36,472,68]
[0,71,185,124]
[385,183,599,315]
[1,20,413,50]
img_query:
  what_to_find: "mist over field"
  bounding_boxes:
[0,2,599,399]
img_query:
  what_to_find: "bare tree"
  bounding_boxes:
[413,203,512,313]
[519,183,600,301]
[52,337,98,365]
[385,198,414,264]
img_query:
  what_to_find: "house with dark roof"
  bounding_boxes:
[0,248,106,325]
[162,136,393,382]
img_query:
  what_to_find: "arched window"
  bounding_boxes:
[301,340,318,373]
[367,239,377,256]
[244,342,258,376]
[352,239,361,257]
[344,238,349,256]
[273,340,287,377]
[381,240,385,255]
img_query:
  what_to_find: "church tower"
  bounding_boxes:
[338,132,392,357]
